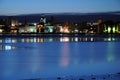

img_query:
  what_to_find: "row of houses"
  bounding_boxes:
[0,17,55,33]
[0,16,71,34]
[0,23,57,33]
[0,17,120,34]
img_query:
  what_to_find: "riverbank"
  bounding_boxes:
[24,72,120,80]
[0,33,120,38]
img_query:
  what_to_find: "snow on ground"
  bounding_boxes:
[24,72,120,80]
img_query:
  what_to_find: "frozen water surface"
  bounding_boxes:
[0,37,120,80]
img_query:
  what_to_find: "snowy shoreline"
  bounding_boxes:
[24,72,120,80]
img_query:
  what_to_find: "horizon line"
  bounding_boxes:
[0,11,120,16]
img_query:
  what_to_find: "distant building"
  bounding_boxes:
[86,22,98,34]
[117,23,120,33]
[54,24,62,33]
[0,19,5,33]
[19,23,36,33]
[19,24,26,33]
[3,17,19,33]
[37,15,46,33]
[0,25,4,33]
[27,24,37,33]
[44,25,54,33]
[37,24,44,33]
[10,18,19,33]
[86,18,104,34]
[40,15,46,26]
[97,18,104,34]
[103,20,118,34]
[60,24,69,33]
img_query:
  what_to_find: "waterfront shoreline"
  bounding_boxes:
[23,72,120,80]
[0,33,120,38]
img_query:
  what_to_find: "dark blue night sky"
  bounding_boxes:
[0,0,120,15]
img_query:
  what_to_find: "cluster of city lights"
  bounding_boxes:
[0,16,120,34]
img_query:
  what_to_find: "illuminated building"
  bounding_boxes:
[60,26,69,33]
[103,21,119,34]
[60,24,70,33]
[9,18,19,33]
[37,15,46,33]
[19,23,36,33]
[0,20,5,33]
[40,15,46,25]
[37,24,44,33]
[53,24,62,33]
[0,25,4,33]
[44,25,54,33]
[86,22,98,34]
[0,19,5,33]
[27,24,37,33]
[117,23,120,33]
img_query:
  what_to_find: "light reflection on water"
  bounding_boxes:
[0,37,120,79]
[0,45,16,50]
[0,37,120,44]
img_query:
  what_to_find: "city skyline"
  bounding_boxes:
[0,0,120,15]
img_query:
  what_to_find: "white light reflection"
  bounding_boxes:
[106,37,116,42]
[21,39,25,42]
[5,45,12,50]
[29,49,43,73]
[11,39,17,43]
[108,37,112,41]
[0,45,16,50]
[90,37,94,41]
[107,43,115,62]
[33,38,37,42]
[0,39,3,43]
[48,38,53,42]
[75,37,78,42]
[5,38,17,43]
[60,43,70,67]
[21,38,37,43]
[5,38,11,43]
[112,38,116,41]
[60,37,69,42]
[37,38,44,42]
